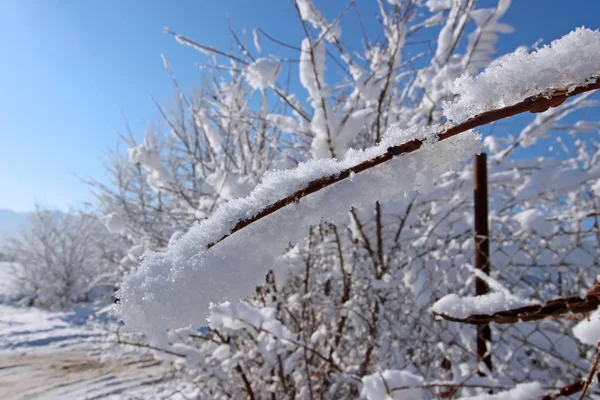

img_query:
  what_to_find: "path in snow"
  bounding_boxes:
[0,348,169,399]
[0,304,174,399]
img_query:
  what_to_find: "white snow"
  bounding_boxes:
[128,142,174,192]
[513,208,553,235]
[462,0,514,74]
[573,309,600,345]
[361,370,424,400]
[243,58,281,90]
[296,0,341,41]
[0,303,174,399]
[252,29,262,55]
[483,136,501,153]
[205,170,255,200]
[266,114,299,134]
[300,37,326,103]
[430,291,535,320]
[444,27,600,123]
[0,263,20,306]
[116,124,481,336]
[426,0,452,12]
[593,179,600,197]
[104,212,127,234]
[457,382,545,400]
[128,144,162,170]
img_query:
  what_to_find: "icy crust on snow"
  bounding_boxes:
[444,27,600,123]
[116,124,481,336]
[430,291,535,320]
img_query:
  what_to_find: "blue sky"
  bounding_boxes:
[0,0,599,212]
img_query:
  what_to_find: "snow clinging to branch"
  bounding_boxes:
[429,291,536,320]
[457,382,545,400]
[243,58,281,90]
[444,27,600,123]
[116,124,480,336]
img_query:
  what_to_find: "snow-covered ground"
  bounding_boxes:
[0,262,181,399]
[0,304,177,399]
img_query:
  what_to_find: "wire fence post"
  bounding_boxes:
[474,152,493,374]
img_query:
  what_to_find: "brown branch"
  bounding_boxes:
[543,380,586,399]
[432,282,600,325]
[235,364,257,400]
[206,78,600,250]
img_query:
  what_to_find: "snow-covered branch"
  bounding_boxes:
[206,78,600,251]
[430,282,600,325]
[116,24,600,339]
[116,78,599,336]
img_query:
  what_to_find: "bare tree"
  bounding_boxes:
[1,207,124,309]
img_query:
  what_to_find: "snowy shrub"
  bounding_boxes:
[1,208,125,309]
[98,0,600,398]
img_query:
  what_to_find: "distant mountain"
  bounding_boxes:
[0,209,32,239]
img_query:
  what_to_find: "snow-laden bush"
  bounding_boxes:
[97,0,600,398]
[1,208,125,309]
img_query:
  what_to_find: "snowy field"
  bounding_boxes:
[0,263,181,399]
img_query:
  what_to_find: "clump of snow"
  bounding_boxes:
[513,208,553,235]
[168,29,215,55]
[483,136,502,154]
[300,37,326,103]
[243,58,281,90]
[444,27,600,123]
[168,231,184,248]
[430,291,535,320]
[296,0,341,42]
[252,29,262,55]
[128,143,174,192]
[146,167,174,192]
[361,370,424,400]
[266,114,298,134]
[592,179,600,197]
[208,301,291,339]
[457,382,544,400]
[573,309,600,345]
[128,145,162,170]
[426,0,452,12]
[205,170,255,200]
[105,212,126,234]
[116,124,481,336]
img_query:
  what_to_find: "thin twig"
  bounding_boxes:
[578,341,600,400]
